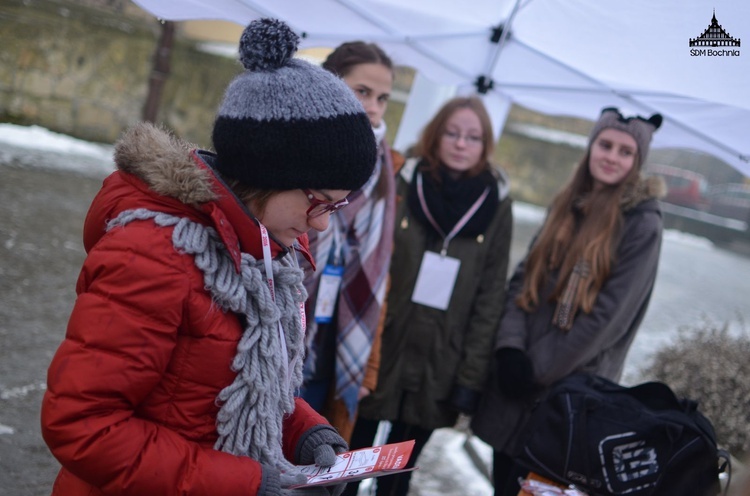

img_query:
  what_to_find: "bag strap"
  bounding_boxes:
[718,448,731,496]
[625,380,723,452]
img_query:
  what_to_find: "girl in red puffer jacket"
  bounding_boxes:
[41,18,376,496]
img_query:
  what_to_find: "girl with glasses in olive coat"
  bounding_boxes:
[344,96,513,496]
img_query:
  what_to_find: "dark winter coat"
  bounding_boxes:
[40,124,326,496]
[357,159,513,430]
[471,176,665,454]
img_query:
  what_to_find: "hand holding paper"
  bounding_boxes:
[290,440,417,489]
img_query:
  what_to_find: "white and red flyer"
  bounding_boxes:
[290,440,416,488]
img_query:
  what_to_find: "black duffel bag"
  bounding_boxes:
[515,372,730,495]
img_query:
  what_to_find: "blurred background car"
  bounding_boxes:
[646,163,709,209]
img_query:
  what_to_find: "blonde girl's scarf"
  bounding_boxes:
[108,208,306,474]
[304,137,397,418]
[552,260,592,331]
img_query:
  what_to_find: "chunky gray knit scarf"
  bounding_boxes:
[108,208,307,473]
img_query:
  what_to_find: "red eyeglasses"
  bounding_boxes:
[302,189,349,218]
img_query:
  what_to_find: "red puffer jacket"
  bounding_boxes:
[41,124,321,495]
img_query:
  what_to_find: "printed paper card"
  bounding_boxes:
[290,440,416,488]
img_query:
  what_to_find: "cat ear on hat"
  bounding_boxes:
[601,106,663,132]
[647,113,663,130]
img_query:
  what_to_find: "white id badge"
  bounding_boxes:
[411,251,461,310]
[314,265,344,323]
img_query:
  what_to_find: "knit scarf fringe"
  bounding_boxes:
[107,208,306,473]
[552,260,591,331]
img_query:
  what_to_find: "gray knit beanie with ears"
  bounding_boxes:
[212,18,377,191]
[588,107,663,165]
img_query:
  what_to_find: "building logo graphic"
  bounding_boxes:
[690,10,741,57]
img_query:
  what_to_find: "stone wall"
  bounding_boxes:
[0,0,240,146]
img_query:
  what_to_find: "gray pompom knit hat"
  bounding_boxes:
[588,107,663,165]
[212,18,377,191]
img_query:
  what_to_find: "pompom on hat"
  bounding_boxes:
[588,107,663,165]
[212,18,376,191]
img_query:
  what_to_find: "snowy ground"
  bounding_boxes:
[1,123,748,495]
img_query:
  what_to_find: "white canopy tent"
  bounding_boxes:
[131,0,750,176]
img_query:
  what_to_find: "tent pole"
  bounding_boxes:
[482,0,522,82]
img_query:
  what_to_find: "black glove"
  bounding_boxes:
[495,347,538,399]
[449,384,481,414]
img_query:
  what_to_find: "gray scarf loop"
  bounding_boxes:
[108,208,307,472]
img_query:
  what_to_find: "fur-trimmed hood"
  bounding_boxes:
[114,122,218,205]
[621,174,666,212]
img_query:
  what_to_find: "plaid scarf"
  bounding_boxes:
[304,139,396,418]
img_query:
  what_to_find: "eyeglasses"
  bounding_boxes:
[302,189,349,218]
[442,130,483,146]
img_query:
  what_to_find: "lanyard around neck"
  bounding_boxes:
[330,213,344,265]
[416,171,490,256]
[258,223,306,392]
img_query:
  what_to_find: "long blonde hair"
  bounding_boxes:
[516,149,642,318]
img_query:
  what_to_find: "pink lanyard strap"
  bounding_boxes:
[416,172,490,256]
[259,224,306,391]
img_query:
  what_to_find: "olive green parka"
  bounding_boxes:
[357,159,513,430]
